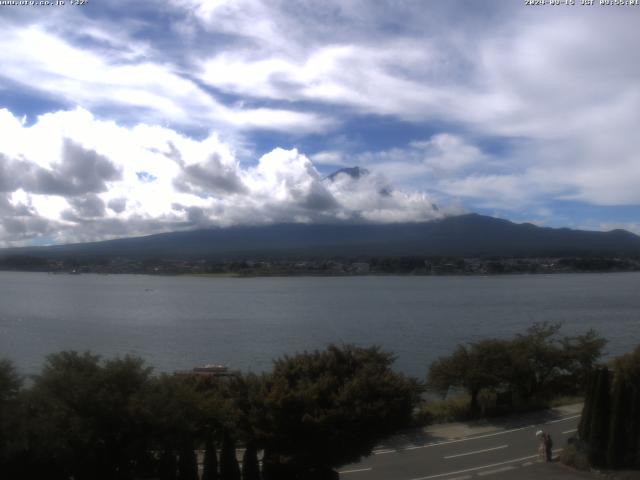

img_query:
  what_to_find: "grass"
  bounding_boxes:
[415,392,584,426]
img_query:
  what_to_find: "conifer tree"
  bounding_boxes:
[578,369,599,442]
[159,450,178,480]
[588,367,611,467]
[178,443,199,480]
[606,379,627,467]
[220,429,241,480]
[241,443,260,480]
[627,385,640,467]
[202,434,219,480]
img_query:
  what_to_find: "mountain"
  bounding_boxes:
[3,214,640,260]
[325,166,370,182]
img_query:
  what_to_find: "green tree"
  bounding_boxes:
[561,329,607,392]
[587,367,611,467]
[220,429,241,480]
[241,443,260,480]
[260,344,421,478]
[24,351,152,479]
[606,378,628,468]
[134,373,208,478]
[578,369,599,442]
[0,359,22,469]
[202,433,219,480]
[178,443,199,480]
[508,322,567,402]
[428,339,512,416]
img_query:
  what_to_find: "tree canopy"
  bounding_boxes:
[427,323,606,414]
[258,344,421,477]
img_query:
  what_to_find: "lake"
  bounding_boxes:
[0,271,638,378]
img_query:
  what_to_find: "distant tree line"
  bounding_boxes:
[0,346,420,480]
[576,346,640,469]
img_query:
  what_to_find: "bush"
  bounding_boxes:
[420,395,473,423]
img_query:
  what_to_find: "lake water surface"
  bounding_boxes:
[0,271,638,378]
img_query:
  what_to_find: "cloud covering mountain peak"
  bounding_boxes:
[0,108,447,247]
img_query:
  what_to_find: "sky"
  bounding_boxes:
[0,0,639,246]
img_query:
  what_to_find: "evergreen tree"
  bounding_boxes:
[627,385,640,467]
[202,434,219,480]
[159,450,178,480]
[241,443,260,480]
[178,443,199,480]
[606,379,627,467]
[578,370,599,442]
[220,429,241,480]
[588,367,611,467]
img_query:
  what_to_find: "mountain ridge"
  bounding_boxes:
[2,214,640,260]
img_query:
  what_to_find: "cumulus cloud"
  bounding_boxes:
[180,1,640,212]
[0,108,442,246]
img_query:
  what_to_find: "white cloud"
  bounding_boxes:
[0,24,331,133]
[0,108,442,246]
[2,0,639,236]
[184,3,640,211]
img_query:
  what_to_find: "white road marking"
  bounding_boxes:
[562,428,578,434]
[411,450,562,480]
[338,467,373,474]
[373,449,396,455]
[546,414,580,424]
[410,454,539,480]
[444,445,508,459]
[522,461,534,466]
[372,413,580,455]
[477,466,516,476]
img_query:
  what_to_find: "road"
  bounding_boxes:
[339,409,581,480]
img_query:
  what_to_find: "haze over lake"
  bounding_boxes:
[1,271,638,378]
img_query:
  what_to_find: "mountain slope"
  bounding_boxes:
[3,214,640,259]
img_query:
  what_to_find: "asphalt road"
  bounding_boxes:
[339,413,581,480]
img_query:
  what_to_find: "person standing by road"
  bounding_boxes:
[544,433,553,462]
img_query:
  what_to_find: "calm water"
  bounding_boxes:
[0,271,638,378]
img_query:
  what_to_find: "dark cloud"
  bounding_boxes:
[107,197,127,213]
[21,139,121,196]
[0,213,55,242]
[173,154,247,195]
[0,154,21,192]
[68,194,107,218]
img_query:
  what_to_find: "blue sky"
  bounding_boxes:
[0,0,639,246]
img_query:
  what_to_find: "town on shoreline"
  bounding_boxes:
[1,254,639,276]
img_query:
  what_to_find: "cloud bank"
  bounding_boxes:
[1,0,639,242]
[0,108,444,246]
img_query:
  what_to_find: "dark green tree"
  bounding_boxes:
[202,433,219,480]
[260,344,421,478]
[428,339,512,416]
[158,450,178,480]
[241,443,260,480]
[588,367,611,467]
[606,378,628,468]
[220,429,241,480]
[561,329,607,392]
[25,351,152,479]
[508,322,567,402]
[0,359,22,470]
[178,443,199,480]
[578,369,599,442]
